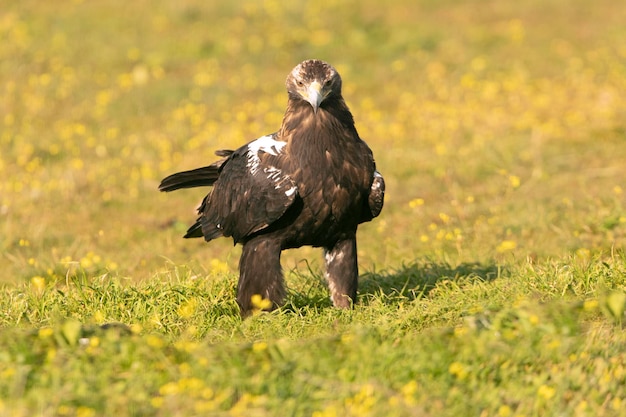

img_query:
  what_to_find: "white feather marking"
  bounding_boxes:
[261,165,297,198]
[371,171,383,190]
[248,134,287,155]
[325,271,337,300]
[264,166,282,183]
[246,135,287,174]
[244,135,296,198]
[324,248,344,265]
[324,249,334,264]
[264,166,286,189]
[324,264,344,306]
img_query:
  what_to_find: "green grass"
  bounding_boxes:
[1,255,626,416]
[1,0,626,415]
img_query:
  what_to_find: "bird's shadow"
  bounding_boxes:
[359,260,502,302]
[285,259,502,312]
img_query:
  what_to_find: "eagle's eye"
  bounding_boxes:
[296,80,304,87]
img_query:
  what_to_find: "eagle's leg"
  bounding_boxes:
[237,237,285,316]
[324,238,358,308]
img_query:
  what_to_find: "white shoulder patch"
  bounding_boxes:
[246,134,287,175]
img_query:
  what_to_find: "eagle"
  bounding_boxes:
[159,59,385,316]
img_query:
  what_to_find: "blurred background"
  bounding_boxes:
[1,0,625,283]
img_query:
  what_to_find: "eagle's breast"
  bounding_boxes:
[285,109,372,233]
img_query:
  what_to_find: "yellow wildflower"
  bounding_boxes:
[250,294,272,311]
[537,384,555,400]
[497,240,517,253]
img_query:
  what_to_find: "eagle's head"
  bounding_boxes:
[286,59,342,114]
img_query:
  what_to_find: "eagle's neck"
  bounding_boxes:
[279,96,366,195]
[278,96,357,142]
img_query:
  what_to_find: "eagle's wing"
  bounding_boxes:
[192,134,298,243]
[359,170,385,223]
[369,171,385,218]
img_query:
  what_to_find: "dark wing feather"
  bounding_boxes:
[158,150,233,192]
[194,138,297,243]
[360,170,385,223]
[214,149,234,158]
[369,171,385,218]
[183,193,209,238]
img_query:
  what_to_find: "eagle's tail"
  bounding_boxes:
[183,220,204,239]
[158,150,234,192]
[158,165,220,191]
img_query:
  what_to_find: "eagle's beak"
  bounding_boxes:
[306,81,323,113]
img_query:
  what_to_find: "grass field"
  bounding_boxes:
[1,0,626,415]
